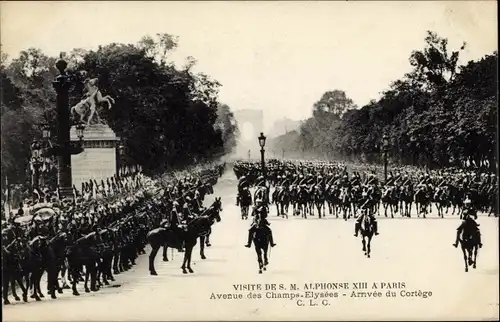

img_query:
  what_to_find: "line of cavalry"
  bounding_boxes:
[1,158,497,306]
[233,159,497,274]
[1,163,226,305]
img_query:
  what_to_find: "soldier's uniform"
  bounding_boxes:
[236,176,249,206]
[354,200,379,236]
[453,200,482,248]
[244,200,276,248]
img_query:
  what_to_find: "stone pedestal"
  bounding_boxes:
[70,124,119,191]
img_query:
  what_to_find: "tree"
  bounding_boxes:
[295,31,496,170]
[215,104,238,154]
[408,30,466,91]
[313,89,357,118]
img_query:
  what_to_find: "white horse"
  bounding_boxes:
[70,77,115,126]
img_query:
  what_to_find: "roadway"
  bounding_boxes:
[3,171,499,321]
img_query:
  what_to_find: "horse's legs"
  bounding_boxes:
[205,233,211,247]
[362,237,366,254]
[33,268,44,299]
[9,274,20,301]
[3,272,11,304]
[473,246,478,269]
[149,244,160,275]
[256,247,263,274]
[67,261,80,296]
[181,245,189,274]
[461,247,469,272]
[200,236,206,260]
[14,274,28,302]
[84,264,91,293]
[162,245,169,262]
[90,261,98,292]
[186,243,194,273]
[366,236,372,258]
[19,274,29,302]
[263,246,269,267]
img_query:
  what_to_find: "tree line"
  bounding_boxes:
[1,33,239,186]
[297,31,497,170]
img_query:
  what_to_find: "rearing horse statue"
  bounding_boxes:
[70,76,115,126]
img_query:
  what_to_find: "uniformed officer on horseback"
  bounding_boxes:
[453,198,482,248]
[236,175,249,206]
[244,199,277,248]
[354,200,379,237]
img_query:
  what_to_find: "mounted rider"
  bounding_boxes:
[254,176,270,205]
[453,198,482,248]
[244,198,277,248]
[236,175,250,206]
[354,200,379,237]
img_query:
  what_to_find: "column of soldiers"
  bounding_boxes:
[1,162,225,305]
[234,159,495,250]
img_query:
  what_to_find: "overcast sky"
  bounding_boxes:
[1,1,497,133]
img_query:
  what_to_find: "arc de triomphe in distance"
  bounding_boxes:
[232,109,264,160]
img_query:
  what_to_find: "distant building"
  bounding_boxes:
[268,118,301,138]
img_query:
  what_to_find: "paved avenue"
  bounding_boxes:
[4,172,499,321]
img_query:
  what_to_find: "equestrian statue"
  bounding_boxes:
[70,71,116,126]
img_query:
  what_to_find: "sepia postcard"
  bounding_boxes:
[0,1,498,321]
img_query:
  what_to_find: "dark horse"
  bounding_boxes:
[357,213,375,258]
[251,211,272,274]
[272,186,289,218]
[2,238,29,305]
[457,217,481,272]
[240,188,252,220]
[147,198,222,275]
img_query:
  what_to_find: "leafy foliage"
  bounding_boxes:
[1,33,239,184]
[296,31,497,170]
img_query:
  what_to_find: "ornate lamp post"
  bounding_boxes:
[282,148,285,159]
[248,149,251,161]
[258,132,267,182]
[30,141,43,192]
[382,133,390,183]
[52,53,86,199]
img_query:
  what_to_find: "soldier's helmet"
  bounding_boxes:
[463,197,472,208]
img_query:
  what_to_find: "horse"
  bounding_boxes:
[449,184,465,217]
[289,185,299,215]
[326,185,342,218]
[295,185,311,218]
[2,238,29,305]
[399,185,413,218]
[147,198,222,275]
[26,235,59,301]
[433,186,451,218]
[357,213,375,258]
[457,219,481,272]
[251,213,272,274]
[414,186,431,218]
[339,187,352,220]
[66,230,103,295]
[272,186,289,218]
[381,186,399,218]
[70,78,115,126]
[311,185,326,218]
[240,188,252,220]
